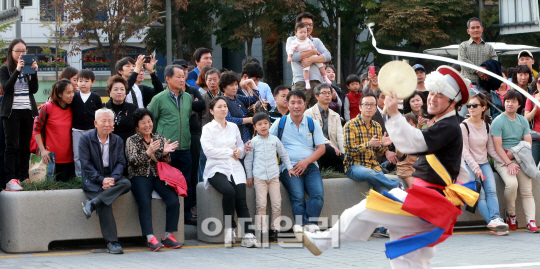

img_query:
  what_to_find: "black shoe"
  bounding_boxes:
[269,230,280,243]
[81,200,95,219]
[184,217,197,226]
[107,242,124,254]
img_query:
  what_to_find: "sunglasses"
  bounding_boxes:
[466,104,483,108]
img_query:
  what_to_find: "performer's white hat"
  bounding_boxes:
[425,65,470,105]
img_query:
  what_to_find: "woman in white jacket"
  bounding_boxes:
[201,96,258,248]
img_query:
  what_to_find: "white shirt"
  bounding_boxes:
[80,91,91,103]
[97,133,110,168]
[201,120,246,189]
[126,84,144,108]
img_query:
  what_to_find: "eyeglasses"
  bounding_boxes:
[319,91,332,95]
[466,104,483,108]
[361,103,376,108]
[13,50,27,54]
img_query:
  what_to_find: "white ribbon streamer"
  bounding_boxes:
[367,23,540,108]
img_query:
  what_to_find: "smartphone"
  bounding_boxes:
[369,66,376,77]
[144,56,151,63]
[21,55,36,75]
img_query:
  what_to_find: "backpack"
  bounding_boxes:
[276,115,315,165]
[277,115,315,148]
[461,121,489,136]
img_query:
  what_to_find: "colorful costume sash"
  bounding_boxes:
[365,154,479,259]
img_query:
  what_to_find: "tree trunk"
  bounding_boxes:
[246,38,253,57]
[174,16,183,59]
[109,47,117,76]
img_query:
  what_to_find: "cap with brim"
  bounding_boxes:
[518,50,533,60]
[435,65,470,105]
[412,64,426,72]
[172,59,189,68]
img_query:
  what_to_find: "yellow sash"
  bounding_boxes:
[425,154,479,207]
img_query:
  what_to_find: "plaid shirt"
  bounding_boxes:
[458,38,498,83]
[343,115,387,172]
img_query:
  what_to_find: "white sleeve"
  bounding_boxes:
[386,113,428,154]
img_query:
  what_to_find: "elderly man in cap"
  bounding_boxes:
[80,108,132,254]
[298,65,477,269]
[518,50,538,80]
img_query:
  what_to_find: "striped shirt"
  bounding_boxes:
[343,115,387,172]
[12,74,31,110]
[458,38,498,84]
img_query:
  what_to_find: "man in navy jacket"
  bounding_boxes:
[80,108,131,254]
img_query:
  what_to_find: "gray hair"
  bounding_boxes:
[467,17,482,28]
[313,83,332,96]
[205,68,221,80]
[164,65,184,78]
[95,108,115,121]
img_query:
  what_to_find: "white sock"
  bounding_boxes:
[146,234,154,241]
[164,232,172,239]
[527,219,535,224]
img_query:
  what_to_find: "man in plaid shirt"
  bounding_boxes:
[458,17,498,85]
[343,93,403,192]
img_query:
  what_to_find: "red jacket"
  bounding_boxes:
[346,91,362,119]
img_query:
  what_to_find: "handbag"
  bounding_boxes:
[28,152,56,183]
[144,141,188,197]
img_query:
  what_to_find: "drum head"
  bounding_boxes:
[378,61,417,100]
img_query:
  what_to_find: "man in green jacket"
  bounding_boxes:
[148,65,193,221]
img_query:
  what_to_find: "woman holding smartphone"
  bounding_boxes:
[0,38,39,190]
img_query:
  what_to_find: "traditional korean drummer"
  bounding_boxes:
[298,64,477,269]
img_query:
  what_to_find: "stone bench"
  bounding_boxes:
[197,174,540,243]
[0,189,184,253]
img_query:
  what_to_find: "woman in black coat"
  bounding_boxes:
[0,38,39,185]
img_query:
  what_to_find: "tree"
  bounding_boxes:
[316,0,378,83]
[144,0,218,62]
[215,0,305,57]
[0,23,13,49]
[38,0,70,80]
[61,0,158,75]
[369,0,474,48]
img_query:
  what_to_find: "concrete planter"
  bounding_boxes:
[0,189,183,253]
[196,174,540,243]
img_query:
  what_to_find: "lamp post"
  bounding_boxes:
[150,1,172,66]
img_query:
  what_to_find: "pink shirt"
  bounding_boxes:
[525,98,540,140]
[287,38,316,55]
[461,120,504,171]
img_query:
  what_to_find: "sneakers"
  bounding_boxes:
[224,228,236,244]
[5,179,23,191]
[241,233,259,248]
[81,200,95,219]
[162,234,182,248]
[487,218,509,231]
[506,212,517,231]
[527,220,539,233]
[148,236,163,252]
[293,224,320,241]
[490,230,509,236]
[106,241,124,254]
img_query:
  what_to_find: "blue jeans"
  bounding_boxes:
[170,150,193,218]
[532,140,540,166]
[346,165,398,193]
[279,163,324,225]
[465,162,500,223]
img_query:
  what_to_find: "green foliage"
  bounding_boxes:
[320,168,347,179]
[145,0,218,61]
[21,178,82,191]
[369,0,474,47]
[0,23,13,48]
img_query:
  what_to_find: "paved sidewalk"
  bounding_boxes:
[0,229,538,269]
